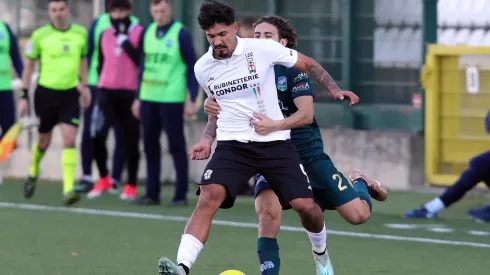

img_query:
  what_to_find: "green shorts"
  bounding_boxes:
[302,153,359,211]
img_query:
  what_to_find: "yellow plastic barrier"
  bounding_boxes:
[423,45,490,186]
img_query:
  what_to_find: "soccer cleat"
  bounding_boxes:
[403,206,438,219]
[23,176,38,199]
[158,257,186,275]
[87,176,113,199]
[349,170,388,201]
[120,184,137,201]
[468,204,490,223]
[74,179,94,194]
[131,196,160,206]
[313,249,334,275]
[63,192,81,206]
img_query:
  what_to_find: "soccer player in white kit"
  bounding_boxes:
[158,1,357,274]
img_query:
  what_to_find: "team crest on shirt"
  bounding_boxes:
[0,32,4,40]
[277,76,287,91]
[245,52,256,74]
[166,39,173,48]
[63,44,70,52]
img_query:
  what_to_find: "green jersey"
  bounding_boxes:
[274,65,324,158]
[25,24,88,90]
[0,21,12,90]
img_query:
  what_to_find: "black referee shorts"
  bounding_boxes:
[198,140,313,209]
[34,85,80,133]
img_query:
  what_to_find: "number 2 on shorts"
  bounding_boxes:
[333,173,347,191]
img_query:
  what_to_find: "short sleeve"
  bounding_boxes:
[194,61,211,96]
[81,30,89,57]
[25,32,40,60]
[261,39,298,68]
[288,68,314,99]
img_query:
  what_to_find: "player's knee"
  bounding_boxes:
[290,198,320,218]
[345,208,370,225]
[38,134,51,150]
[197,184,227,210]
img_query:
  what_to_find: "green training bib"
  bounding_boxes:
[0,21,12,91]
[139,22,187,103]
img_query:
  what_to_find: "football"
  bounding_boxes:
[219,270,246,275]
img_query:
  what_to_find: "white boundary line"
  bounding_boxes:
[1,202,489,249]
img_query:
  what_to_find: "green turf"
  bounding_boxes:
[0,179,489,274]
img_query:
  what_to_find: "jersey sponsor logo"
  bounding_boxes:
[292,82,310,92]
[145,52,172,64]
[277,76,287,91]
[245,52,256,74]
[210,74,259,97]
[293,72,309,83]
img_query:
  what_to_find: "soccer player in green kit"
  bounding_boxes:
[204,15,388,275]
[18,0,91,205]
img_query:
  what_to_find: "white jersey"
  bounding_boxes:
[194,37,298,142]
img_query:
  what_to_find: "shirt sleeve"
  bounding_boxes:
[5,23,23,77]
[194,62,211,96]
[87,19,97,65]
[288,68,314,99]
[24,30,40,60]
[81,29,89,57]
[178,27,199,103]
[261,39,298,68]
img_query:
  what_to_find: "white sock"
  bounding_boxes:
[82,175,92,182]
[424,197,445,213]
[306,224,327,254]
[177,234,204,270]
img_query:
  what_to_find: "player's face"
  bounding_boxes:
[254,22,288,47]
[151,1,172,26]
[48,1,69,25]
[110,8,132,19]
[205,22,238,59]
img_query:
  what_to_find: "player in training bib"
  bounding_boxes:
[18,0,91,205]
[204,15,388,275]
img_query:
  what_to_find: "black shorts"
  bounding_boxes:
[34,85,80,133]
[198,140,313,209]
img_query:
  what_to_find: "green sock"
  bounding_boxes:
[257,237,280,275]
[62,148,77,194]
[353,179,373,212]
[29,144,46,178]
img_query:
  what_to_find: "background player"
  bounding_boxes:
[204,15,387,275]
[18,0,91,205]
[76,0,139,193]
[157,1,359,274]
[131,0,199,206]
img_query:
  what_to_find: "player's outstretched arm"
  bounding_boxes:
[293,53,359,106]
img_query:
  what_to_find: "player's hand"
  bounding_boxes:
[131,99,141,119]
[251,112,282,136]
[17,98,29,117]
[332,90,360,106]
[204,96,220,117]
[184,101,198,119]
[77,85,92,109]
[189,140,212,160]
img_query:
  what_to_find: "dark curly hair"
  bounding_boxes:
[253,16,297,49]
[197,0,236,30]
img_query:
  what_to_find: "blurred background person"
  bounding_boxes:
[238,16,256,38]
[131,0,198,206]
[19,0,91,205]
[0,20,24,185]
[76,0,140,194]
[87,0,144,201]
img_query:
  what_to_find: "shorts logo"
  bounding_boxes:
[25,41,33,54]
[260,261,275,272]
[203,169,213,180]
[292,82,310,92]
[277,76,287,91]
